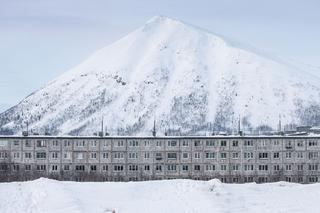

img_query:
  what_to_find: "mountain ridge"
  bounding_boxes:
[1,16,320,136]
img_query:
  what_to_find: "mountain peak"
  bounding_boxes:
[1,16,320,136]
[146,15,181,24]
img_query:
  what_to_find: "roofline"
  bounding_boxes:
[0,135,320,140]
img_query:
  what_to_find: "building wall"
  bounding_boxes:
[0,136,319,183]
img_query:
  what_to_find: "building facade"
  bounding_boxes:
[0,136,320,183]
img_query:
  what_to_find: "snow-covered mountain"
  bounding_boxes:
[1,16,320,136]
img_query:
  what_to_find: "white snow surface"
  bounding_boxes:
[1,16,320,135]
[1,178,320,213]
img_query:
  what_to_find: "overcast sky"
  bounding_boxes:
[0,0,319,112]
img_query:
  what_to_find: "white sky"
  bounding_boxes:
[0,0,319,111]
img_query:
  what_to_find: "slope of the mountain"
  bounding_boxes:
[1,16,320,135]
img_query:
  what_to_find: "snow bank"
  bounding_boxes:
[1,178,319,213]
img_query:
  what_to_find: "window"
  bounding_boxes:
[309,141,318,147]
[90,165,97,171]
[156,141,162,147]
[75,165,85,171]
[206,140,215,146]
[309,176,318,183]
[25,165,31,171]
[297,164,303,171]
[182,165,189,171]
[167,153,177,159]
[220,165,227,171]
[206,152,215,159]
[297,152,304,158]
[64,140,71,147]
[258,165,268,171]
[76,141,85,147]
[36,140,46,147]
[52,165,58,171]
[77,153,84,159]
[273,152,280,159]
[273,140,280,146]
[102,152,108,159]
[205,165,215,171]
[155,153,162,160]
[144,152,150,159]
[194,140,201,147]
[114,152,124,159]
[182,140,189,146]
[102,165,108,171]
[144,141,150,146]
[232,141,238,147]
[220,153,227,159]
[25,140,31,147]
[129,165,138,171]
[116,141,124,147]
[64,152,71,159]
[297,141,304,147]
[182,153,189,159]
[13,165,19,171]
[274,165,280,171]
[52,140,59,146]
[220,141,227,147]
[167,140,177,147]
[103,141,109,147]
[232,152,239,159]
[128,152,138,159]
[64,165,70,171]
[155,165,162,171]
[244,140,253,146]
[0,140,7,146]
[259,153,268,159]
[36,152,46,159]
[13,140,19,146]
[285,141,293,148]
[13,152,20,159]
[232,164,239,171]
[129,140,139,147]
[244,164,254,171]
[309,152,318,159]
[144,165,150,171]
[0,152,8,159]
[51,152,58,159]
[36,165,46,171]
[194,152,201,159]
[194,165,201,171]
[244,152,254,159]
[167,164,176,171]
[91,141,97,147]
[286,164,292,171]
[285,177,292,182]
[90,152,97,159]
[260,140,267,147]
[308,164,318,171]
[285,152,292,159]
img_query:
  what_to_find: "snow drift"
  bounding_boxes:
[1,178,320,213]
[1,16,320,135]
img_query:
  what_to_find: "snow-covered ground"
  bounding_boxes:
[1,178,319,213]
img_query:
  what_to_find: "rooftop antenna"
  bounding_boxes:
[152,119,157,137]
[238,114,243,136]
[99,116,104,137]
[105,125,109,136]
[278,114,282,132]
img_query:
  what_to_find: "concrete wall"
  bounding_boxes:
[0,136,319,183]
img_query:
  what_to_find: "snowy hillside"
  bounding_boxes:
[1,16,320,135]
[1,178,320,213]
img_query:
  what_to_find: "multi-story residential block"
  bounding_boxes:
[0,135,320,183]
